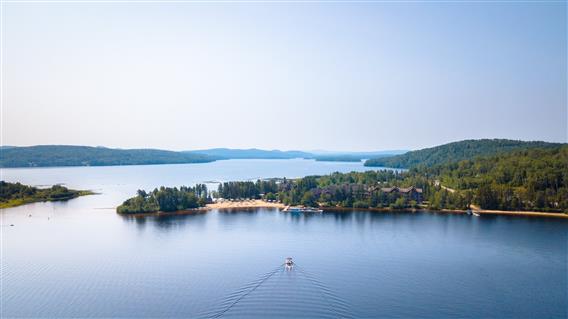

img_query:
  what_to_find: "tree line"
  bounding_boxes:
[116,145,568,214]
[420,146,568,212]
[210,146,568,212]
[212,171,437,210]
[117,184,211,214]
[215,180,279,200]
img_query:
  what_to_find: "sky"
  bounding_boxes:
[1,1,566,151]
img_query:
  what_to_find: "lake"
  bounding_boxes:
[1,159,567,318]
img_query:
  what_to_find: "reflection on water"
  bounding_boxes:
[3,205,568,318]
[120,211,209,231]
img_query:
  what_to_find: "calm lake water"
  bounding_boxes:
[1,159,567,318]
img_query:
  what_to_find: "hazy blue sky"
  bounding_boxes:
[1,1,566,151]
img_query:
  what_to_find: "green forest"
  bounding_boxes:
[116,141,568,214]
[211,145,568,212]
[420,146,568,212]
[0,181,93,208]
[216,180,279,199]
[365,139,561,168]
[116,184,210,214]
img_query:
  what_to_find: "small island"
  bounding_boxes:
[116,184,211,214]
[0,181,94,208]
[314,155,363,162]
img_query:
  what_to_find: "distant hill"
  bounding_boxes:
[183,148,313,159]
[313,150,406,162]
[314,155,363,162]
[0,145,215,168]
[364,139,564,168]
[0,145,412,167]
[185,148,406,162]
[311,150,407,157]
[425,145,568,211]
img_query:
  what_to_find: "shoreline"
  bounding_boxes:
[319,206,568,218]
[209,202,568,219]
[0,190,96,209]
[470,209,568,219]
[118,200,568,219]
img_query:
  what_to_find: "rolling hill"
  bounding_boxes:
[364,139,564,168]
[183,148,313,159]
[0,145,215,168]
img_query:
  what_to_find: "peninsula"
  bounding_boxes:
[0,181,94,209]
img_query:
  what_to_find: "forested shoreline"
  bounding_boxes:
[217,146,566,212]
[0,181,94,208]
[421,146,568,212]
[116,144,567,214]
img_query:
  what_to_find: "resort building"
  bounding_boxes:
[379,186,423,202]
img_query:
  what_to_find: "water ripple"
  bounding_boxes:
[202,264,352,318]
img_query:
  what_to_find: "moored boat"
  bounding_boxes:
[466,209,480,217]
[285,206,323,213]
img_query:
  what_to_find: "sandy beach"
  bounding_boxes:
[206,200,285,210]
[466,204,568,219]
[473,209,568,219]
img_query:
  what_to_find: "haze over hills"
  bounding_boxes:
[1,140,564,168]
[183,148,313,159]
[364,139,565,168]
[184,148,407,161]
[310,150,408,162]
[309,150,408,156]
[0,145,406,168]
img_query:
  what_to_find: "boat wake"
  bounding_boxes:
[202,261,351,318]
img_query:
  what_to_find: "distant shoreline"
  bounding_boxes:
[0,157,365,169]
[1,145,407,168]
